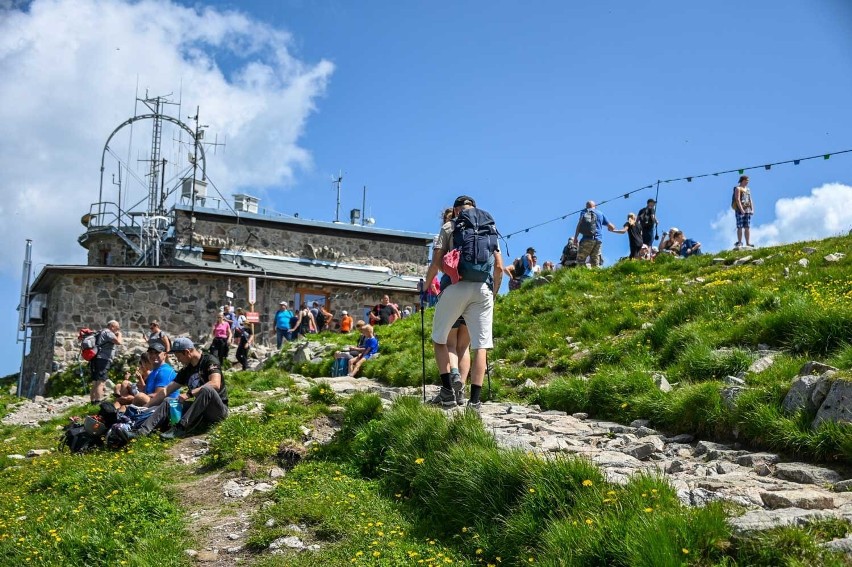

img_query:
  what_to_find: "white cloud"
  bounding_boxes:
[0,0,333,270]
[710,183,852,249]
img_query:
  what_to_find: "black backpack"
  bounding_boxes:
[637,207,655,229]
[452,207,499,283]
[577,209,598,238]
[59,423,103,454]
[561,240,579,264]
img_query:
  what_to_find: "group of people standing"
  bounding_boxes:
[210,305,253,371]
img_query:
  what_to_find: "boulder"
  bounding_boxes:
[653,373,672,392]
[774,462,841,486]
[801,247,817,254]
[798,258,809,267]
[812,379,852,429]
[748,355,775,374]
[824,253,846,263]
[822,537,852,553]
[734,255,753,266]
[730,508,838,535]
[735,453,780,467]
[799,361,839,376]
[782,373,830,415]
[760,489,835,510]
[292,345,314,364]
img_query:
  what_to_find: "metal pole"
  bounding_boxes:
[189,106,200,252]
[418,279,427,402]
[362,186,367,226]
[17,240,32,397]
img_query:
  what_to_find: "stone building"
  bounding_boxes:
[21,201,433,395]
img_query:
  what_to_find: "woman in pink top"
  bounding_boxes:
[210,313,232,362]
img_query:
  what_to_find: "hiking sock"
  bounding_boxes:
[450,367,459,376]
[469,384,482,404]
[440,373,452,389]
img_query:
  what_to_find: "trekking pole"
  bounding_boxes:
[485,350,492,401]
[654,180,661,241]
[418,279,427,402]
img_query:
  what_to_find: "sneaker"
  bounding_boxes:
[734,242,743,249]
[466,401,482,416]
[426,387,457,409]
[159,426,186,441]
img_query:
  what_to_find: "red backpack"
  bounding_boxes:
[78,328,99,361]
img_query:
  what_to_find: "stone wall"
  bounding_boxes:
[173,211,430,275]
[22,270,419,395]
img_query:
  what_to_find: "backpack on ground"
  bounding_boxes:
[451,207,499,283]
[331,357,348,377]
[78,328,100,361]
[105,422,133,450]
[577,209,598,238]
[59,422,103,454]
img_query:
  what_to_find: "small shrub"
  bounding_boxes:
[536,376,590,414]
[307,381,338,405]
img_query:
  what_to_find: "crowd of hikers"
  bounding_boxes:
[65,176,756,449]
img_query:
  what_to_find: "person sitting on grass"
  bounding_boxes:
[348,324,379,378]
[131,337,228,440]
[114,343,178,409]
[334,320,366,362]
[679,233,702,257]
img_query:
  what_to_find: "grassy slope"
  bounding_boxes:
[305,234,852,463]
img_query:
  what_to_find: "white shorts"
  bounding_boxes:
[431,282,494,350]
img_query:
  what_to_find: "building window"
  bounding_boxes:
[294,288,329,310]
[99,249,111,266]
[201,247,222,262]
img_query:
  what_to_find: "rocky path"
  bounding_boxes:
[313,375,852,545]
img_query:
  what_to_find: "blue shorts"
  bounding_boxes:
[736,211,752,229]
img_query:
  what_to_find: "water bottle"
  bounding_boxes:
[168,398,182,425]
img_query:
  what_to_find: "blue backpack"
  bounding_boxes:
[452,207,499,283]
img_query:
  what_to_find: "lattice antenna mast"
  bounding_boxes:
[138,92,178,216]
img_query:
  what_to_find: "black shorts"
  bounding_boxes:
[90,358,111,382]
[452,316,466,329]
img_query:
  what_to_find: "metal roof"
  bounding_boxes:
[174,203,435,243]
[173,250,422,291]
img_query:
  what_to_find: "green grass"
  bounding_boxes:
[281,233,852,463]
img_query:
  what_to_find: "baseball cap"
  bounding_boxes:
[341,310,348,315]
[169,337,194,353]
[147,342,166,353]
[647,198,656,203]
[453,195,476,207]
[669,227,680,235]
[279,301,288,306]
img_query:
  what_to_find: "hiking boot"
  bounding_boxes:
[159,426,186,441]
[466,401,482,416]
[451,371,463,393]
[455,386,465,406]
[426,387,457,409]
[734,242,743,249]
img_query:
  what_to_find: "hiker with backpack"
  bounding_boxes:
[560,237,579,268]
[636,198,658,247]
[573,201,616,268]
[88,320,123,403]
[732,175,755,249]
[423,195,503,413]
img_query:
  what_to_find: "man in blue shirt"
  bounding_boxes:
[139,342,179,405]
[274,301,294,347]
[573,200,616,268]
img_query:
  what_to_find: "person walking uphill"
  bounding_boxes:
[132,338,229,440]
[424,195,503,412]
[574,200,616,267]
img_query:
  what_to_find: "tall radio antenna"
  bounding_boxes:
[331,171,343,222]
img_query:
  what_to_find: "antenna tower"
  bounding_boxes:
[332,171,343,222]
[138,93,178,216]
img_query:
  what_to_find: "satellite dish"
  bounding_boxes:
[81,213,94,227]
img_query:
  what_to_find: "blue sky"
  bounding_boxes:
[1,0,851,378]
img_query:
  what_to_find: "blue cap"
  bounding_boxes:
[168,337,194,353]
